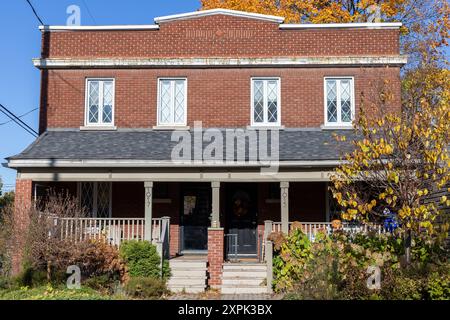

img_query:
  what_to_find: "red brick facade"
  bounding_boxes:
[41,15,399,59]
[39,67,400,132]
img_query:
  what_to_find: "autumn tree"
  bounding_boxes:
[329,68,449,262]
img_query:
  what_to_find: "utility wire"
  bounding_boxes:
[0,103,38,137]
[82,0,97,25]
[0,107,38,126]
[25,0,44,25]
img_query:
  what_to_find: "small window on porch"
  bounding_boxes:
[78,182,112,218]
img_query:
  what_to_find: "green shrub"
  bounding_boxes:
[0,284,113,300]
[84,275,118,294]
[427,271,450,300]
[119,241,169,279]
[123,277,168,299]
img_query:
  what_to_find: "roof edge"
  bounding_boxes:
[154,8,285,24]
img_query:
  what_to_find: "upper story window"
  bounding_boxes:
[324,77,354,127]
[85,79,115,126]
[251,78,281,126]
[157,78,187,126]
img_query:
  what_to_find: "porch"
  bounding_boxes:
[33,180,333,261]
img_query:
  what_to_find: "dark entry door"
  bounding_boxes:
[180,184,211,252]
[226,184,258,256]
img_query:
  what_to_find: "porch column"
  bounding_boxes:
[144,181,153,242]
[12,179,33,275]
[211,181,220,227]
[208,181,223,289]
[280,181,289,234]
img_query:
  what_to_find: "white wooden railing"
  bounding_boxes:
[270,221,386,241]
[48,217,170,248]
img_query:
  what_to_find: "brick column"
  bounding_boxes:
[169,224,179,257]
[207,227,224,289]
[12,179,33,275]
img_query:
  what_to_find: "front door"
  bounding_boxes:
[180,184,211,253]
[226,184,258,257]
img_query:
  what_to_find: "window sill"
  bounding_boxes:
[152,126,190,131]
[321,124,353,130]
[80,126,117,131]
[247,125,285,130]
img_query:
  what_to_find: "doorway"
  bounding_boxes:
[225,183,258,257]
[179,183,211,253]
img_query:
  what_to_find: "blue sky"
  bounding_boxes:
[0,0,200,192]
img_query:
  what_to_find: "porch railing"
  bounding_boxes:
[270,221,386,241]
[50,217,170,249]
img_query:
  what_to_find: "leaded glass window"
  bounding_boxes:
[158,79,187,126]
[325,78,354,126]
[252,78,280,126]
[79,182,111,218]
[86,79,115,126]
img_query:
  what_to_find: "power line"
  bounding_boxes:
[0,103,38,137]
[25,0,44,25]
[0,107,38,126]
[82,0,97,25]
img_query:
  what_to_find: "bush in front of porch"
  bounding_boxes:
[271,227,449,300]
[119,240,170,299]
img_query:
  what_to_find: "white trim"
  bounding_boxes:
[84,78,116,127]
[32,56,408,69]
[156,78,188,127]
[250,77,281,127]
[154,9,285,24]
[323,77,355,127]
[39,25,160,32]
[279,22,402,29]
[8,159,341,168]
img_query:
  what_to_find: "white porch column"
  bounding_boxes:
[144,181,153,241]
[280,181,289,234]
[211,181,220,228]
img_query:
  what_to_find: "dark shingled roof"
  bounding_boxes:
[8,129,357,162]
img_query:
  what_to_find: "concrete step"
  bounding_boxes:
[223,264,266,271]
[221,278,266,286]
[221,286,268,294]
[169,261,207,269]
[168,277,207,286]
[169,269,206,277]
[221,270,267,278]
[169,285,207,294]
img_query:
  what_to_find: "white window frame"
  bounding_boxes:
[323,77,355,128]
[156,78,188,127]
[77,182,112,218]
[250,77,281,127]
[84,78,115,127]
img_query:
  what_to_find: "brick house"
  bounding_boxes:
[6,9,406,293]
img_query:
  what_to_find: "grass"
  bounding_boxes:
[0,284,127,300]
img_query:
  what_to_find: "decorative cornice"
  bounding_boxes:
[32,56,408,69]
[154,9,285,24]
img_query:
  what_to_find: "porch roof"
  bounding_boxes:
[7,129,356,167]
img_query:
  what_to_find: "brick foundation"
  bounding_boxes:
[169,224,180,257]
[11,179,33,275]
[207,227,224,288]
